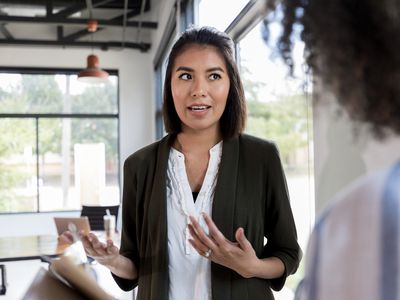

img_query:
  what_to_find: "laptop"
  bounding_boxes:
[54,217,91,235]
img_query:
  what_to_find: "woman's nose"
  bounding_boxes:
[191,79,207,98]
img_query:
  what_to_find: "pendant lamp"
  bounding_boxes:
[78,54,109,83]
[78,20,109,84]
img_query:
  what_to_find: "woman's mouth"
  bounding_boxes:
[188,105,211,111]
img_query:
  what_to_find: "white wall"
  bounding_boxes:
[0,45,154,236]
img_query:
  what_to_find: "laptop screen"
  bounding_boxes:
[53,217,91,235]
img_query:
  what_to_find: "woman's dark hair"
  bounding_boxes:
[162,26,246,139]
[265,0,400,137]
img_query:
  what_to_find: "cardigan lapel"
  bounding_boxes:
[211,135,239,300]
[147,134,174,300]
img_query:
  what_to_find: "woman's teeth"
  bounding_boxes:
[190,105,209,111]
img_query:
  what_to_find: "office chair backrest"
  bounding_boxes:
[80,205,119,231]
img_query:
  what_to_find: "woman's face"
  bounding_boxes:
[171,44,230,135]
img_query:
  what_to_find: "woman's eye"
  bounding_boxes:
[179,73,192,80]
[209,73,221,80]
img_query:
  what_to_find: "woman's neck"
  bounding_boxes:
[175,129,222,154]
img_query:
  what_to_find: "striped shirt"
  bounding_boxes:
[296,161,400,300]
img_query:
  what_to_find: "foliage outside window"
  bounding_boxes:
[0,71,120,213]
[239,22,314,297]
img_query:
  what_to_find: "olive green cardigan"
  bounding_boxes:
[113,134,301,300]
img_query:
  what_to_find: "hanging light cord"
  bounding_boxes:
[85,0,94,53]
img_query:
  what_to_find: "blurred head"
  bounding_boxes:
[265,0,400,137]
[163,26,246,139]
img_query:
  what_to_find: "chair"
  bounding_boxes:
[0,264,6,295]
[80,205,119,231]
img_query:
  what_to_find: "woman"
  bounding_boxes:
[265,0,400,299]
[71,26,301,300]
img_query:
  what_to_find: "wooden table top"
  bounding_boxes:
[0,235,69,262]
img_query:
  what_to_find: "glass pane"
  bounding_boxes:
[0,74,63,114]
[198,0,249,31]
[62,75,118,114]
[38,118,119,212]
[0,118,37,213]
[0,73,118,114]
[156,34,176,139]
[239,22,314,296]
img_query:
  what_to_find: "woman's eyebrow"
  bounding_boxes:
[175,66,193,72]
[175,66,225,72]
[206,67,225,73]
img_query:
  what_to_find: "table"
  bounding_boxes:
[0,233,129,298]
[0,235,68,262]
[0,231,120,262]
[0,249,133,299]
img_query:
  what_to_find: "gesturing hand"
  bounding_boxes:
[188,213,259,278]
[80,232,120,266]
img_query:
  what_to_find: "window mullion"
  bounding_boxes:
[35,117,40,213]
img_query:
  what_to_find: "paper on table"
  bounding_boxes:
[50,256,115,300]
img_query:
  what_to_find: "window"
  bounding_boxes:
[238,21,314,294]
[197,0,249,31]
[154,0,195,139]
[196,1,315,297]
[0,70,120,213]
[155,35,176,139]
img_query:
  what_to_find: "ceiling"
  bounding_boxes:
[0,0,158,52]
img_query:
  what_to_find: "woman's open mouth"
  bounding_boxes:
[188,105,211,111]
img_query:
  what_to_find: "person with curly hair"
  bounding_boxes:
[264,0,400,299]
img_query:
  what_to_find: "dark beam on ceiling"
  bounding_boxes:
[0,15,157,29]
[0,38,151,51]
[52,3,86,18]
[62,27,104,42]
[55,0,129,19]
[111,8,141,23]
[46,1,53,17]
[56,1,144,43]
[57,25,63,40]
[0,24,14,40]
[0,0,147,10]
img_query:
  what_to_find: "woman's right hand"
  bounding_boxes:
[80,232,120,267]
[59,230,137,279]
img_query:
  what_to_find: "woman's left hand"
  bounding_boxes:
[188,213,259,278]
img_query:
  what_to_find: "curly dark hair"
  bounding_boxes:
[162,26,246,139]
[265,0,400,137]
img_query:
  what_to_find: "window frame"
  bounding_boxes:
[0,67,121,214]
[194,1,315,293]
[154,0,195,139]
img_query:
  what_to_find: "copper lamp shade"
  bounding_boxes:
[78,54,109,84]
[87,19,98,32]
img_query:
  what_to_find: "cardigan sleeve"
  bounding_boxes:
[111,156,141,291]
[263,143,302,291]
